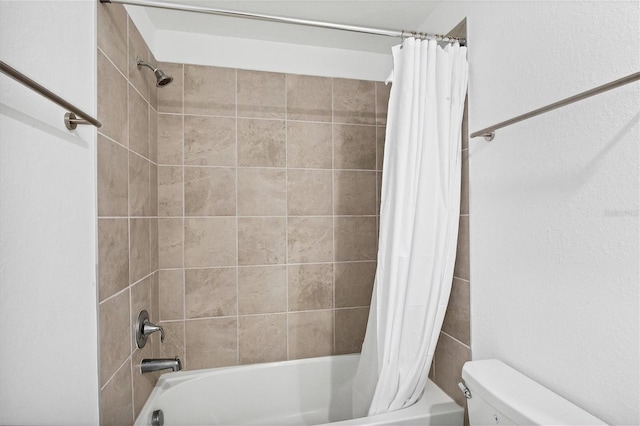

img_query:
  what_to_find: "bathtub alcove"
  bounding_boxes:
[135,355,463,425]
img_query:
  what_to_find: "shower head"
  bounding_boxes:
[136,57,173,87]
[154,68,173,87]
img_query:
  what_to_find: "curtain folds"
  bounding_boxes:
[352,37,468,417]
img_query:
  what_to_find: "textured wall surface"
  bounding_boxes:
[154,63,389,369]
[420,2,639,424]
[96,3,161,424]
[0,1,99,424]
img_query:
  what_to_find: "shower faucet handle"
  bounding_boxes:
[143,320,165,343]
[135,310,165,348]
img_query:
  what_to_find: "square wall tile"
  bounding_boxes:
[150,218,158,271]
[288,264,333,311]
[129,152,150,216]
[151,272,160,325]
[334,124,376,170]
[334,170,377,215]
[157,114,183,166]
[334,217,377,261]
[287,217,333,263]
[335,262,376,308]
[130,277,151,332]
[237,168,286,216]
[98,219,129,302]
[100,359,133,426]
[288,310,333,359]
[98,51,128,146]
[239,314,287,364]
[287,169,332,216]
[99,290,131,386]
[237,70,285,119]
[454,215,469,280]
[184,116,236,166]
[184,167,236,216]
[158,320,185,363]
[333,78,376,125]
[184,64,236,116]
[335,308,369,354]
[184,218,237,267]
[286,74,332,122]
[158,218,184,268]
[150,163,158,217]
[441,278,470,345]
[185,318,237,369]
[376,126,386,171]
[128,87,149,159]
[461,149,469,215]
[149,109,158,163]
[130,218,150,283]
[238,266,287,315]
[238,217,286,265]
[97,2,127,74]
[158,166,183,217]
[159,269,184,321]
[97,134,128,217]
[434,332,471,407]
[185,268,237,318]
[287,121,332,169]
[237,119,286,167]
[375,81,391,126]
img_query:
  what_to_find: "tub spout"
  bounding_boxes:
[141,357,182,373]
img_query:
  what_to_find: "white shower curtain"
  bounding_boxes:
[352,38,468,417]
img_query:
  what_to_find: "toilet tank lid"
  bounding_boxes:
[462,360,606,426]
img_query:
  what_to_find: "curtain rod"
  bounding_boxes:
[472,72,640,141]
[100,0,465,45]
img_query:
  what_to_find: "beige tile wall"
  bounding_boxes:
[97,3,160,425]
[155,64,389,369]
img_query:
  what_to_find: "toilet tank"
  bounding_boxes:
[462,360,606,426]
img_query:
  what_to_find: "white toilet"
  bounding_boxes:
[462,359,607,425]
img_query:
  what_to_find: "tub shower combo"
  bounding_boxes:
[89,1,637,425]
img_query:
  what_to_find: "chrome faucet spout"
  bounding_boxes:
[141,357,182,373]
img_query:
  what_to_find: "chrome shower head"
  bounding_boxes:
[136,57,173,87]
[154,68,173,87]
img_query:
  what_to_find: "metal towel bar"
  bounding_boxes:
[0,60,101,130]
[471,72,640,141]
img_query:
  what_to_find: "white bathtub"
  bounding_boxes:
[135,354,463,426]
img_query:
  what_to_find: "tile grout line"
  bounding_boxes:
[440,330,471,350]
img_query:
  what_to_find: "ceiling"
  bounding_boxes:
[139,1,442,53]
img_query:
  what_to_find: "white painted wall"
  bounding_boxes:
[127,6,393,81]
[420,2,639,425]
[0,1,99,424]
[152,30,392,81]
